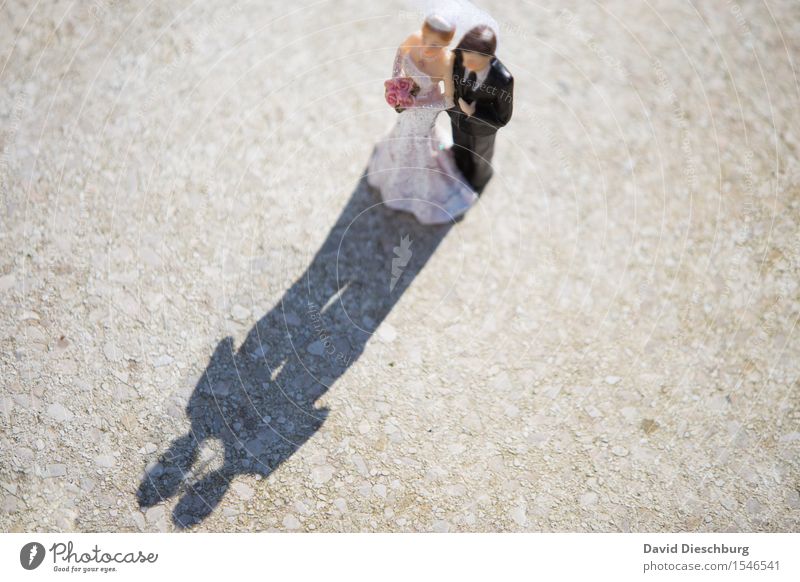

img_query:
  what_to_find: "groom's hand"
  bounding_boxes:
[458,98,476,117]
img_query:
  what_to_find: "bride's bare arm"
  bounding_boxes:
[442,51,455,108]
[417,51,455,109]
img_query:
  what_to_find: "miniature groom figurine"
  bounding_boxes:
[448,25,514,194]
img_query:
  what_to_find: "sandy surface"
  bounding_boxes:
[1,0,799,532]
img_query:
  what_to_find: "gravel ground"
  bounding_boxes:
[1,0,799,532]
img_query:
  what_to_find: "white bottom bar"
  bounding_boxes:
[2,533,798,581]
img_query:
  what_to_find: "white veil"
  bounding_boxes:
[407,0,499,49]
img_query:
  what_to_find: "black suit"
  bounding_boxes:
[447,52,513,193]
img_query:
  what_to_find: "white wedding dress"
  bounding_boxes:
[367,52,478,225]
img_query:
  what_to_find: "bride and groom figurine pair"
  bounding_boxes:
[367,14,514,225]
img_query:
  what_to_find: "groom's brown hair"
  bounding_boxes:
[456,25,497,56]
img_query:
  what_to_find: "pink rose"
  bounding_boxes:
[395,78,412,92]
[384,77,420,109]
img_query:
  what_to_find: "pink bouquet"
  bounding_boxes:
[384,77,420,112]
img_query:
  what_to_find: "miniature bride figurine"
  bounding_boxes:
[367,14,478,225]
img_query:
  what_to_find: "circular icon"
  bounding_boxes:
[20,542,46,570]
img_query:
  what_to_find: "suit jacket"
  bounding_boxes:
[448,52,514,137]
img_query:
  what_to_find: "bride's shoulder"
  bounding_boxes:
[432,50,454,79]
[400,33,421,52]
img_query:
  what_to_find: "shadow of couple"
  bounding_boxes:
[135,170,459,528]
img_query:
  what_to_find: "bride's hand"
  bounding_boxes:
[459,97,476,117]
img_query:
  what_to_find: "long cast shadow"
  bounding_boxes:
[136,169,455,528]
